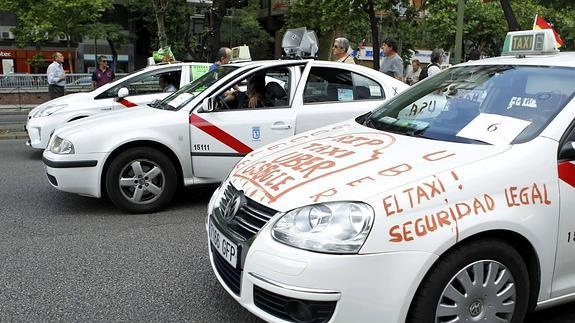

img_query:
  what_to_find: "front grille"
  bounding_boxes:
[253,285,337,323]
[220,183,277,240]
[211,244,242,295]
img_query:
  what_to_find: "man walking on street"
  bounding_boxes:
[47,52,66,99]
[92,55,115,89]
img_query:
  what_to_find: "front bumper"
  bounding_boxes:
[207,213,437,323]
[26,115,65,149]
[43,150,107,198]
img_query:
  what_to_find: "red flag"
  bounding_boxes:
[533,15,564,48]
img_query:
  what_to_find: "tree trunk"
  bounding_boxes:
[209,0,226,62]
[365,0,380,71]
[152,0,168,48]
[499,0,521,31]
[107,38,118,73]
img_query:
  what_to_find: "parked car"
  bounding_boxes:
[206,30,575,322]
[42,59,408,213]
[26,62,211,149]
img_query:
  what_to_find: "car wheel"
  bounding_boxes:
[105,147,177,213]
[407,238,530,323]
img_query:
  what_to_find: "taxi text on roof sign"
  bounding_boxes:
[502,29,559,56]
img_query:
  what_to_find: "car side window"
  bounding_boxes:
[98,68,182,99]
[213,67,290,111]
[303,67,353,104]
[127,70,182,95]
[352,73,385,100]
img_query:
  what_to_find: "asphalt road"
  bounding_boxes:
[0,139,572,322]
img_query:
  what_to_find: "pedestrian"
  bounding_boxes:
[379,37,403,80]
[467,48,481,61]
[47,52,66,99]
[332,38,355,64]
[209,47,232,72]
[159,74,177,93]
[91,55,115,89]
[405,59,422,85]
[427,48,444,77]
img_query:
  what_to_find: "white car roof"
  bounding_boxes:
[457,52,575,68]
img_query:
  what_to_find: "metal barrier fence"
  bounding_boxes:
[0,73,128,92]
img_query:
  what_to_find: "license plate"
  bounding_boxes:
[209,219,238,268]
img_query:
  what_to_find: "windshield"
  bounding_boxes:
[151,65,239,111]
[365,65,575,145]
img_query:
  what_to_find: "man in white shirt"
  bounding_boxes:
[47,52,66,99]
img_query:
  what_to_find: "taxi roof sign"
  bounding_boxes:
[231,45,251,63]
[502,29,559,56]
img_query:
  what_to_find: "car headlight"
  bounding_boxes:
[272,202,374,254]
[32,104,67,118]
[48,135,75,154]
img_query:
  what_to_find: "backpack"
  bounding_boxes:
[419,63,439,81]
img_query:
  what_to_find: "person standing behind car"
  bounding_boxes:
[47,52,66,99]
[405,59,421,85]
[209,47,232,72]
[332,38,355,64]
[91,55,115,89]
[427,49,444,77]
[379,38,403,81]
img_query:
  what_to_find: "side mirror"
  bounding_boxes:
[200,98,213,112]
[117,87,129,99]
[559,141,575,160]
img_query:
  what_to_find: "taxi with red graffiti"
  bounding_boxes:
[42,59,407,213]
[26,62,211,149]
[206,30,575,322]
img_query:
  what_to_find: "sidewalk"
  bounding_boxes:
[0,105,33,140]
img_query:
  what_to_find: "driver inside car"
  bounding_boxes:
[222,74,268,109]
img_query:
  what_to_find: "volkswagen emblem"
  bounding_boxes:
[468,300,483,317]
[222,191,245,221]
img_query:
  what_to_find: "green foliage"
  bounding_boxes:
[0,0,113,48]
[420,0,574,56]
[285,0,420,63]
[128,0,196,58]
[221,1,274,60]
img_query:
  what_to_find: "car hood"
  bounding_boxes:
[228,121,511,212]
[53,106,164,139]
[28,92,91,116]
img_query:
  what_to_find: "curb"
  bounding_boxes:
[0,132,28,140]
[0,110,32,116]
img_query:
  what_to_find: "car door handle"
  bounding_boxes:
[270,123,291,130]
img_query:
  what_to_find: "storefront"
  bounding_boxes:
[0,48,76,74]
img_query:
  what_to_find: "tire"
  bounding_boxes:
[105,147,178,213]
[407,238,530,323]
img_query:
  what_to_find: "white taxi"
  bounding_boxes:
[42,60,407,213]
[26,62,211,149]
[206,30,575,322]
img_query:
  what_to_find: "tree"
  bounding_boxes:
[129,0,197,60]
[285,0,418,70]
[419,0,560,57]
[86,23,129,72]
[500,0,521,31]
[0,0,114,73]
[220,3,274,60]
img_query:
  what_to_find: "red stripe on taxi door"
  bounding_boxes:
[189,114,253,154]
[558,161,575,188]
[117,98,137,108]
